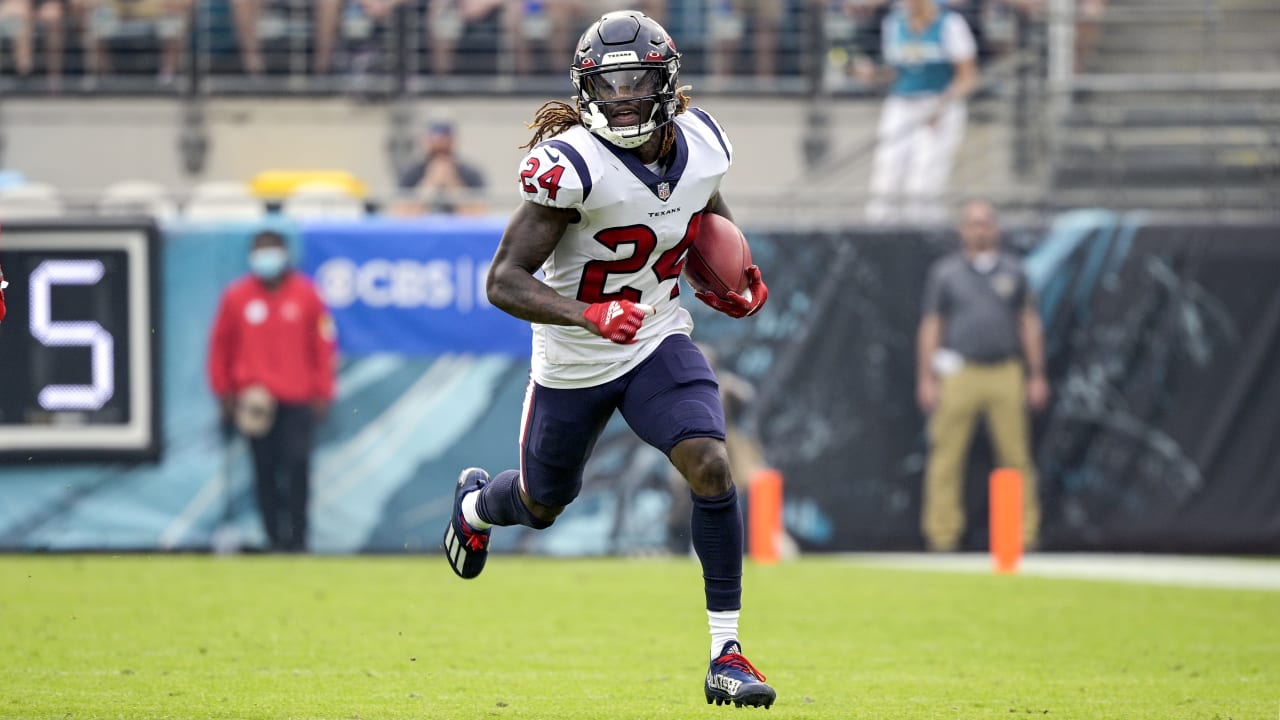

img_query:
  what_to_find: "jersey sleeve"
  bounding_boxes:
[685,107,734,167]
[942,13,977,63]
[516,141,592,210]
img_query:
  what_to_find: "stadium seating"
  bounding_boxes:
[99,180,179,221]
[183,180,266,221]
[280,181,366,220]
[0,183,64,219]
[250,170,367,200]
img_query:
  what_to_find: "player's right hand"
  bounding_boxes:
[694,266,768,319]
[583,299,655,344]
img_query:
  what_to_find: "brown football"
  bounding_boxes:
[684,213,751,299]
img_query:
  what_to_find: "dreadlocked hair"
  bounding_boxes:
[521,89,693,158]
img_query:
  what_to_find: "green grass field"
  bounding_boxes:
[2,556,1277,719]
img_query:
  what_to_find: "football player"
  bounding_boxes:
[441,9,774,710]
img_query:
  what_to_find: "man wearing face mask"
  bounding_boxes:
[207,231,337,552]
[916,199,1046,552]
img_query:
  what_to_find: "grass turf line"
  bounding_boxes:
[1,556,1277,719]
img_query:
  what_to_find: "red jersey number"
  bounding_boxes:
[520,157,565,201]
[576,214,702,303]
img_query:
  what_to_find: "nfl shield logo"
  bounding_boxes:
[657,182,671,200]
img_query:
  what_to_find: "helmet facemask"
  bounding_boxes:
[570,11,683,149]
[572,41,681,149]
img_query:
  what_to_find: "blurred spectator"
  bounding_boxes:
[425,0,505,76]
[708,0,783,85]
[207,230,337,553]
[509,0,665,76]
[942,0,1042,64]
[0,0,68,91]
[916,199,1045,552]
[821,0,890,90]
[392,117,488,216]
[860,0,978,224]
[837,0,1039,88]
[230,0,342,75]
[1074,0,1106,72]
[341,0,408,84]
[81,0,193,85]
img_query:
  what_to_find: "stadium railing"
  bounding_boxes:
[1044,0,1280,212]
[0,1,1038,98]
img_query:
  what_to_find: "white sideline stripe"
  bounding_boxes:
[843,553,1280,592]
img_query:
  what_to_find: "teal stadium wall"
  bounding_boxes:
[2,213,1279,554]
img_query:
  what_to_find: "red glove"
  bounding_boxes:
[695,265,768,319]
[583,299,655,344]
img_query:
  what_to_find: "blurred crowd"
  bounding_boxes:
[0,0,1059,93]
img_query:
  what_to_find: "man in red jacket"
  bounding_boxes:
[208,230,337,552]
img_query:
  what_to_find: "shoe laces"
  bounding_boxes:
[717,652,766,682]
[458,515,489,552]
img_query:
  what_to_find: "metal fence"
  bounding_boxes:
[1043,0,1280,212]
[0,1,1277,219]
[0,1,1043,97]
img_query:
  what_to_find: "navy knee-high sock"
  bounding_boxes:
[475,469,551,529]
[691,486,743,612]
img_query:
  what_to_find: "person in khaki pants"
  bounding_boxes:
[916,200,1048,551]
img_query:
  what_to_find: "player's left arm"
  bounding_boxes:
[695,192,768,319]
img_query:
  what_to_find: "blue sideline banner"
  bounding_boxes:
[300,218,531,356]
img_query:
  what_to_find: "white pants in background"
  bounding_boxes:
[864,94,968,226]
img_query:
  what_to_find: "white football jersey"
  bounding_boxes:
[516,108,734,388]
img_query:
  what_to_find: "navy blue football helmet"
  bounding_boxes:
[571,11,682,149]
